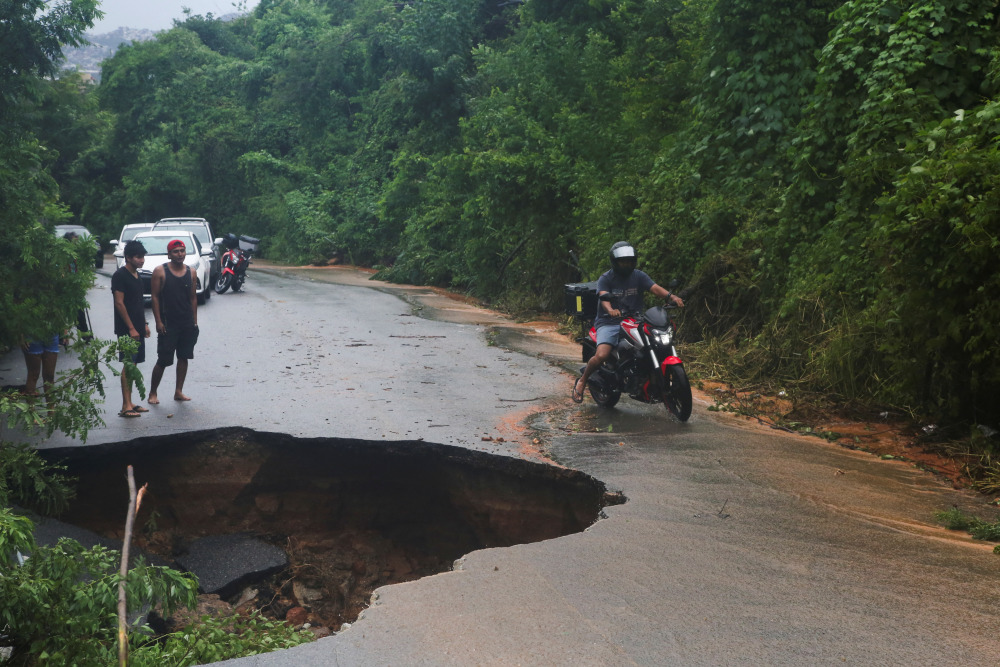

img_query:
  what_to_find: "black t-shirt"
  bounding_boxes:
[111,266,145,336]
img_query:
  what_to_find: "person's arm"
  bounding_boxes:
[150,266,165,333]
[188,267,198,326]
[599,291,621,319]
[113,290,141,339]
[650,283,684,307]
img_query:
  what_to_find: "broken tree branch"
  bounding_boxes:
[117,466,147,667]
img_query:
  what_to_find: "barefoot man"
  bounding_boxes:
[149,238,199,404]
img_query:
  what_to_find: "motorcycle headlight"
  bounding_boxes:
[652,328,673,345]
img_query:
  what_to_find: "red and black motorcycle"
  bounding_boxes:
[573,288,692,421]
[214,234,259,294]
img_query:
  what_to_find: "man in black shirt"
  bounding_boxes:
[111,240,150,417]
[149,238,199,404]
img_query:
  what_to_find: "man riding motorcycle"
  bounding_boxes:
[572,242,684,403]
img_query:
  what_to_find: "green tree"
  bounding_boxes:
[0,4,203,663]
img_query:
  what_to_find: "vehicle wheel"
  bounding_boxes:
[215,273,231,294]
[662,365,692,422]
[197,291,206,305]
[588,375,621,409]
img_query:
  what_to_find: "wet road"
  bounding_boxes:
[7,264,562,452]
[4,262,1000,664]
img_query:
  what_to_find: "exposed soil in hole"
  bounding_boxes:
[41,427,623,631]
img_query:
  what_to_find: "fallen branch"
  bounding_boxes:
[117,466,147,667]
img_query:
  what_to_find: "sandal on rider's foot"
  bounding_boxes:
[118,409,141,418]
[572,378,585,403]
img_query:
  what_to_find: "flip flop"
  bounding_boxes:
[133,405,149,413]
[572,378,585,403]
[118,409,141,418]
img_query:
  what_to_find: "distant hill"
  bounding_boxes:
[61,14,243,83]
[60,28,158,82]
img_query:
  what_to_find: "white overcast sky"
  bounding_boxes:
[90,0,258,33]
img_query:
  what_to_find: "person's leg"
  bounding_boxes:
[149,363,165,404]
[151,328,177,405]
[174,359,190,401]
[575,322,619,401]
[40,350,58,411]
[172,325,197,401]
[22,349,41,396]
[577,343,613,396]
[130,339,148,412]
[121,365,134,412]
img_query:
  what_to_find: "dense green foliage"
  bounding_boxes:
[126,612,312,665]
[0,532,199,665]
[0,4,313,663]
[0,0,102,350]
[23,0,1000,429]
[936,507,1000,542]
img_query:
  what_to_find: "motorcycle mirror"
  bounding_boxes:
[668,278,680,289]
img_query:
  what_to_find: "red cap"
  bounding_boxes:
[167,239,186,251]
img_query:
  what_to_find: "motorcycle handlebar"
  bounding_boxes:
[599,297,682,318]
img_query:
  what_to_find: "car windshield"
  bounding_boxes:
[121,227,152,243]
[136,236,198,256]
[156,224,209,245]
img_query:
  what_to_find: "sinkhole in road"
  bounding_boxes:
[41,427,623,632]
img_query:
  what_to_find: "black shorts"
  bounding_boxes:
[118,336,146,364]
[157,324,199,367]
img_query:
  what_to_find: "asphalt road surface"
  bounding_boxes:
[3,262,999,665]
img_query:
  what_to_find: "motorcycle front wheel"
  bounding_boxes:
[214,273,232,294]
[662,365,692,422]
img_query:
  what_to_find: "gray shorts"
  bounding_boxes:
[595,323,620,347]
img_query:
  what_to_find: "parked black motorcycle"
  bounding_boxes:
[568,285,692,421]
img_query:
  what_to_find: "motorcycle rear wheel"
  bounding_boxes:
[662,365,692,422]
[214,273,232,294]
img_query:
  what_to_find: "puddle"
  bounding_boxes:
[39,428,624,630]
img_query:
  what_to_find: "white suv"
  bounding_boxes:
[152,218,224,285]
[108,223,155,269]
[132,230,214,305]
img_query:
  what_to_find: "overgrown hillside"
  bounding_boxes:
[46,0,1000,427]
